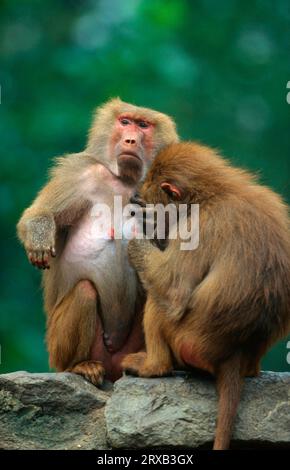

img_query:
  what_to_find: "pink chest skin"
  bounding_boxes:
[63,163,135,264]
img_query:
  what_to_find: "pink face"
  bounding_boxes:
[110,115,155,183]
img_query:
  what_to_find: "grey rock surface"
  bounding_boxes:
[106,372,290,449]
[1,370,290,449]
[0,371,111,450]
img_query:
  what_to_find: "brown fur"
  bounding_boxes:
[122,141,290,449]
[17,99,178,385]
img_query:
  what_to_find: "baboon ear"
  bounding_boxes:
[160,182,182,200]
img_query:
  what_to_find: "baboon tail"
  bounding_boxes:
[213,354,243,450]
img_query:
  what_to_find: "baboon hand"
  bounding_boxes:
[25,215,56,269]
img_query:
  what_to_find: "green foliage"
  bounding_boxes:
[0,0,289,373]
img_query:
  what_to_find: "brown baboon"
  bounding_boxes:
[122,141,290,449]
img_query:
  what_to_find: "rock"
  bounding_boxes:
[106,371,290,449]
[0,371,111,450]
[1,370,290,449]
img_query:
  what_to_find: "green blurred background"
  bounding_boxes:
[0,0,289,374]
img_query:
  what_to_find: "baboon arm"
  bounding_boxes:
[17,153,94,243]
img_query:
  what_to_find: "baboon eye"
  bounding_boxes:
[160,182,181,200]
[138,121,149,129]
[120,118,131,126]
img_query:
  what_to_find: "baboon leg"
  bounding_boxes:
[122,296,173,377]
[47,279,105,386]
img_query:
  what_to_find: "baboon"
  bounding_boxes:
[17,98,178,385]
[122,141,290,449]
